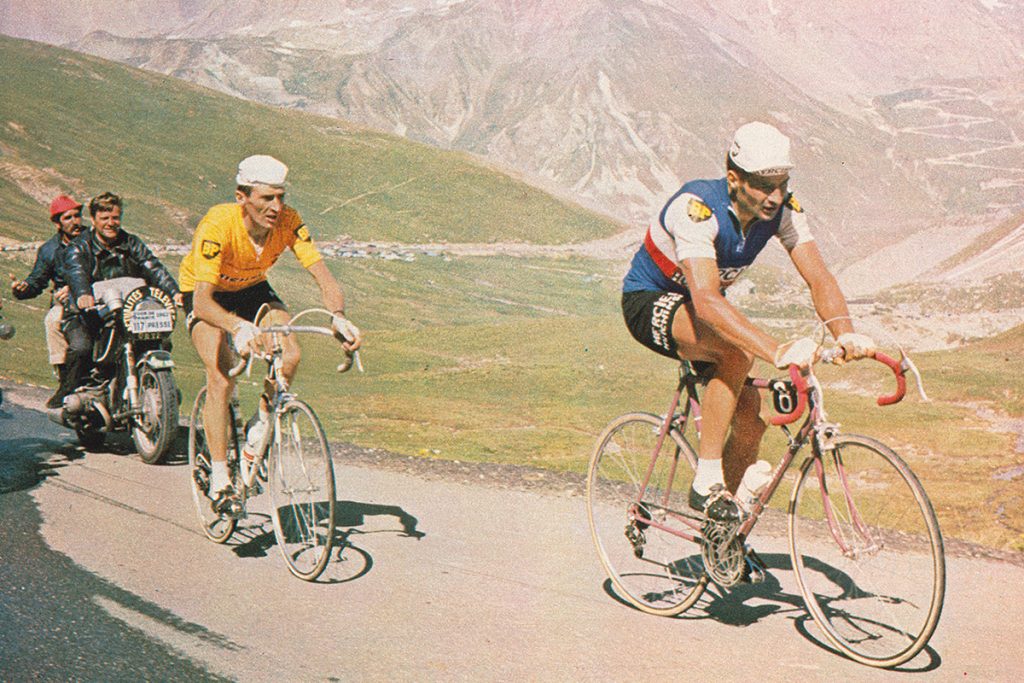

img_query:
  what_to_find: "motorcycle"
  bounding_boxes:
[53,277,180,464]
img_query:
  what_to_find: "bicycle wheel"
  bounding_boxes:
[267,399,336,581]
[789,434,945,667]
[187,387,238,543]
[587,412,708,616]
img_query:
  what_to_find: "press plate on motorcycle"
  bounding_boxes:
[130,308,174,334]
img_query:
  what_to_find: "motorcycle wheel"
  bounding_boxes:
[132,366,180,465]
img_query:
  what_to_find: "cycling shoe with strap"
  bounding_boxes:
[211,485,244,519]
[689,483,741,522]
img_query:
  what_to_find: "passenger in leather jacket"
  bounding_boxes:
[59,192,183,394]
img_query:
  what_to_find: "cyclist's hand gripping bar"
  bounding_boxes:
[770,351,909,425]
[226,322,364,378]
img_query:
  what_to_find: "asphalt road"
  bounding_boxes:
[1,380,1022,681]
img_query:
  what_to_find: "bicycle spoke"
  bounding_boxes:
[268,401,336,581]
[187,388,237,544]
[789,435,945,667]
[587,413,707,616]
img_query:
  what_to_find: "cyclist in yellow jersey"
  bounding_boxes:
[181,155,363,506]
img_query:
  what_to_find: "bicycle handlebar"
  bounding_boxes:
[872,352,907,406]
[769,350,908,426]
[227,323,362,378]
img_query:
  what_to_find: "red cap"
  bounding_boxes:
[49,195,82,221]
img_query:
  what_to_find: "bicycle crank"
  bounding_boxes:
[700,519,746,587]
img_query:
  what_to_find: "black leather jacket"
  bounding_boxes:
[61,228,180,302]
[13,233,70,303]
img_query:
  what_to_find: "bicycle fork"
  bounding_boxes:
[812,428,882,559]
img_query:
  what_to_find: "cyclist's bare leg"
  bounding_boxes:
[723,385,766,493]
[670,304,755,485]
[257,306,300,397]
[191,321,237,466]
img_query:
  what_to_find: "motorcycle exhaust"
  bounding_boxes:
[63,392,91,415]
[54,393,114,432]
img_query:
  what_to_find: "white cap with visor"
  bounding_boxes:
[728,122,793,175]
[236,155,289,187]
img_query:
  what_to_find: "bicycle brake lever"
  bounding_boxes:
[899,348,930,402]
[336,350,364,373]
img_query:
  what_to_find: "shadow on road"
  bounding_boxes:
[223,499,425,585]
[0,402,233,679]
[73,425,191,465]
[0,399,85,493]
[601,551,942,672]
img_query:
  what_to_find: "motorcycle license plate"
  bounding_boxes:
[130,308,173,334]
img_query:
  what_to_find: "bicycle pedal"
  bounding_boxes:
[211,490,245,520]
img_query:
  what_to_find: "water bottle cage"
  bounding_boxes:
[770,379,799,415]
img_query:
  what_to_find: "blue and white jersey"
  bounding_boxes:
[622,177,813,295]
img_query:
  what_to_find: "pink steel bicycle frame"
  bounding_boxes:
[628,355,905,551]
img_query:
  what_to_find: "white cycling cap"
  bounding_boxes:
[728,122,793,175]
[236,154,289,187]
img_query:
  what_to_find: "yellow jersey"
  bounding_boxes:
[179,203,322,292]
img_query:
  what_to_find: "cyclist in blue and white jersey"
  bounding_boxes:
[622,121,876,522]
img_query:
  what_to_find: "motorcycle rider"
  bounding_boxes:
[9,195,85,407]
[60,192,183,396]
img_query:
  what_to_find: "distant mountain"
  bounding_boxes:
[3,0,1023,281]
[0,35,619,246]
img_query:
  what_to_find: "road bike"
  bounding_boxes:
[586,345,945,667]
[188,308,359,581]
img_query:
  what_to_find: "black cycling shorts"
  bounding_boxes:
[621,290,691,360]
[622,290,717,377]
[182,281,285,333]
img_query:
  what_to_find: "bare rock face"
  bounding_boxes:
[3,0,1024,282]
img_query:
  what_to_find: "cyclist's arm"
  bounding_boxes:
[682,257,778,363]
[788,241,854,340]
[306,260,362,351]
[306,260,346,315]
[193,281,250,334]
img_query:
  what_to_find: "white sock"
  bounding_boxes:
[693,458,725,495]
[210,460,230,494]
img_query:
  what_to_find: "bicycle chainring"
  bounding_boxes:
[701,519,746,587]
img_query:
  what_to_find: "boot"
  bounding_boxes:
[58,353,92,406]
[46,363,72,409]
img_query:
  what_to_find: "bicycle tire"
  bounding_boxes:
[788,434,945,667]
[267,399,336,581]
[187,387,238,544]
[587,412,708,616]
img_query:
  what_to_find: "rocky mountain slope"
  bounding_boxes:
[2,0,1022,286]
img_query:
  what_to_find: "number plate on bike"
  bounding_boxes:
[770,380,799,414]
[129,308,173,334]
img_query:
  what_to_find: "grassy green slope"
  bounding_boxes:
[2,36,1021,554]
[0,35,620,245]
